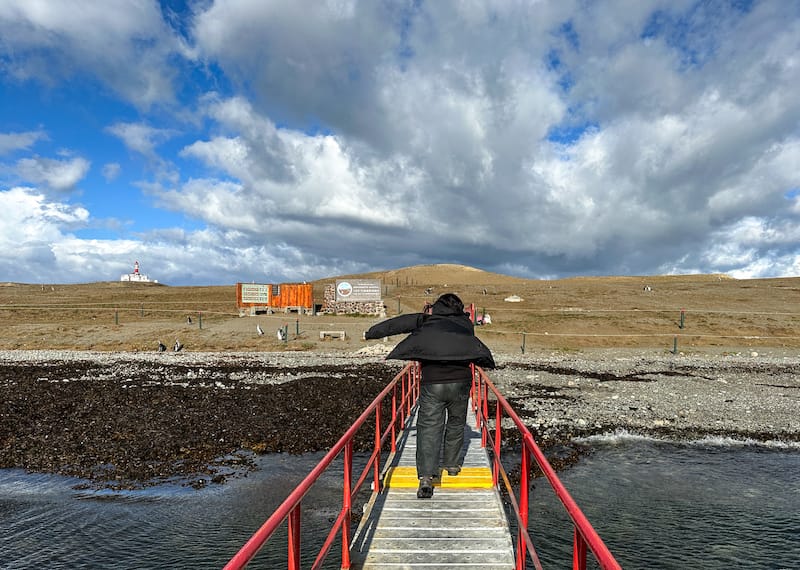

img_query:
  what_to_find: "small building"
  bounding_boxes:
[121,261,157,283]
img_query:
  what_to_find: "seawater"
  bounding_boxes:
[525,435,800,569]
[0,452,352,570]
[1,440,798,569]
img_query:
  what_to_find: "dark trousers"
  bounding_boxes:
[416,381,471,478]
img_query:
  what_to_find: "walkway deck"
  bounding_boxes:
[349,403,515,569]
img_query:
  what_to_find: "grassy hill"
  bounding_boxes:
[1,265,798,353]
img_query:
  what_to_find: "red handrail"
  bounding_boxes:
[472,366,622,570]
[225,361,619,569]
[223,362,420,570]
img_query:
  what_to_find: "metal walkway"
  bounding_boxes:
[349,403,515,569]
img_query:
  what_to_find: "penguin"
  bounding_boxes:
[257,324,264,336]
[157,341,167,352]
[174,339,183,352]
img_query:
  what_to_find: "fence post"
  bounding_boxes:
[679,308,685,329]
[198,312,203,329]
[115,309,118,325]
[672,335,678,354]
[521,332,526,354]
[295,319,300,335]
[140,304,144,317]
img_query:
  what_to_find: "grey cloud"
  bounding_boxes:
[107,123,178,159]
[102,163,121,182]
[0,130,47,155]
[4,1,799,285]
[174,1,800,280]
[0,0,189,107]
[191,1,398,140]
[16,156,90,192]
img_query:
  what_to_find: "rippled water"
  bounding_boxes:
[0,452,354,569]
[525,436,800,569]
[1,440,798,569]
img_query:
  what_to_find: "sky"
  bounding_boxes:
[1,0,799,286]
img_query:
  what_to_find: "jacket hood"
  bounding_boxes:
[430,299,466,317]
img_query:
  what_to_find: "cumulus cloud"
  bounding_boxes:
[0,130,47,155]
[107,123,177,159]
[1,1,799,284]
[0,187,89,281]
[173,1,800,280]
[0,0,191,107]
[173,96,411,233]
[15,156,90,192]
[0,184,343,285]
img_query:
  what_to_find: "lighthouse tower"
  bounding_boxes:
[120,261,156,282]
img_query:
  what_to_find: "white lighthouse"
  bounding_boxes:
[120,261,156,283]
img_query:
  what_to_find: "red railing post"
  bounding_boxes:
[402,368,409,418]
[573,527,588,570]
[341,441,353,569]
[391,385,398,453]
[414,364,420,402]
[288,506,301,570]
[473,364,483,432]
[481,381,489,446]
[373,402,382,491]
[516,444,530,569]
[493,399,502,486]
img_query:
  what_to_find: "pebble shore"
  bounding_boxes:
[1,346,798,489]
[490,348,799,445]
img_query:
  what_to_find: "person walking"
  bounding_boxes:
[365,293,495,498]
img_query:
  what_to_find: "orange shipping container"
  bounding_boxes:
[270,283,313,310]
[236,282,313,311]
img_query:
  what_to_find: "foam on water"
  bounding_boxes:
[576,428,800,449]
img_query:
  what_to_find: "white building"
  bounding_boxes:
[120,261,157,283]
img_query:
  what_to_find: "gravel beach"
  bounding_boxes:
[1,346,798,489]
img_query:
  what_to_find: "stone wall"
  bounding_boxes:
[319,283,386,316]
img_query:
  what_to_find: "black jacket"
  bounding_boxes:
[364,301,495,369]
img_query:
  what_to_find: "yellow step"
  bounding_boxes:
[383,466,494,489]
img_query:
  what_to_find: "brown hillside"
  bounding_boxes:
[1,265,798,354]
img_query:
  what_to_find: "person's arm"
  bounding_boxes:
[365,313,423,339]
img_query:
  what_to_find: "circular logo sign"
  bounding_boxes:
[337,281,353,297]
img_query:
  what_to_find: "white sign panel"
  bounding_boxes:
[335,279,381,302]
[240,283,270,304]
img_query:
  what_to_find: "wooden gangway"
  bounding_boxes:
[349,403,515,569]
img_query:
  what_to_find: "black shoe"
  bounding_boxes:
[417,476,434,499]
[446,466,461,476]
